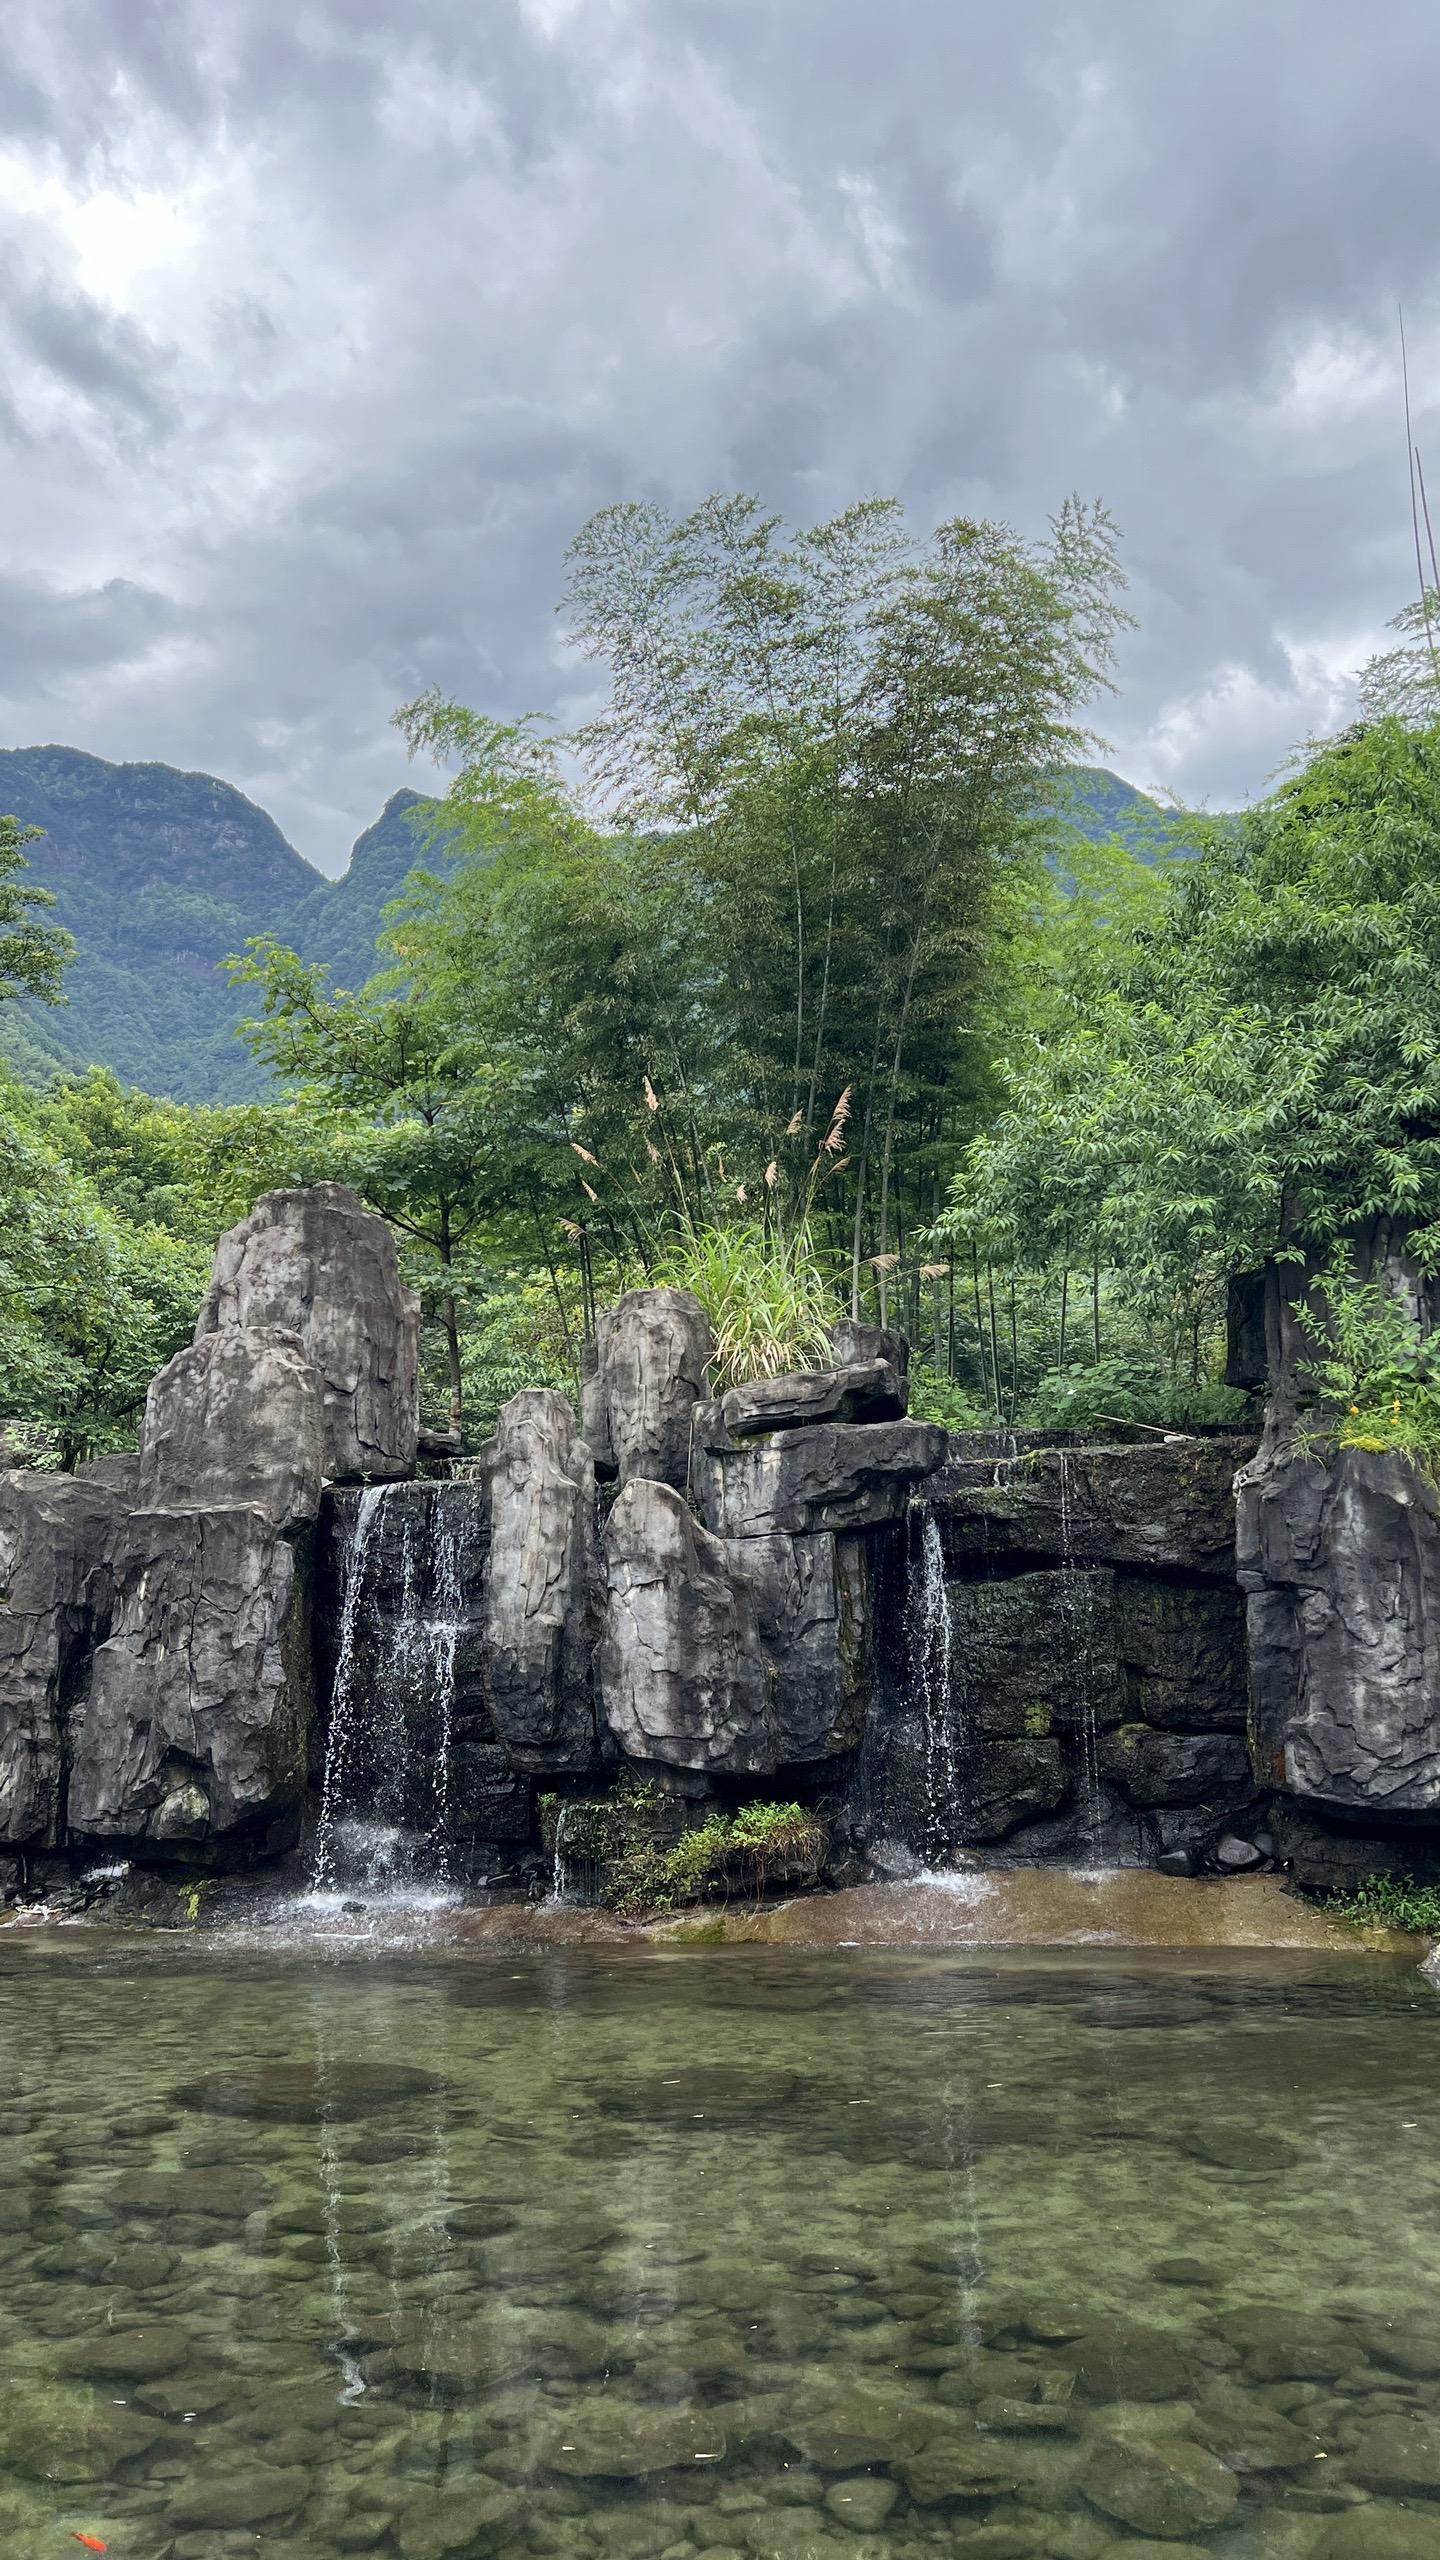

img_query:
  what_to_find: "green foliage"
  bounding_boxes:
[1328,1874,1440,1935]
[456,1273,580,1440]
[905,1365,987,1429]
[1023,1356,1248,1434]
[0,816,72,1006]
[0,1068,330,1462]
[1299,1262,1440,1471]
[659,1803,827,1906]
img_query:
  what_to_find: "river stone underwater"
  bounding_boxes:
[3,1942,1440,2560]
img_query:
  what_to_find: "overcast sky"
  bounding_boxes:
[3,0,1438,876]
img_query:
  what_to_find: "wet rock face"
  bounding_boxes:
[599,1479,772,1772]
[692,1413,946,1538]
[195,1183,419,1482]
[1240,1441,1440,1817]
[736,1529,871,1765]
[931,1440,1245,1577]
[0,1471,129,1847]
[138,1327,324,1529]
[67,1504,313,1855]
[482,1389,597,1772]
[581,1287,712,1489]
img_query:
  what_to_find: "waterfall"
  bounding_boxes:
[908,1507,962,1863]
[550,1803,572,1904]
[311,1483,466,1901]
[1056,1450,1103,1864]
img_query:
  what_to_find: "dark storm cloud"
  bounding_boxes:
[0,0,1436,867]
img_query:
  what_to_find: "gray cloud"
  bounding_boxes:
[0,0,1437,867]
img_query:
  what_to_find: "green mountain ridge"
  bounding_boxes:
[0,747,1181,1104]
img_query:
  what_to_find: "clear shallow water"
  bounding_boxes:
[1,1941,1439,2560]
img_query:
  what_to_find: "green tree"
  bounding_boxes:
[951,717,1440,1375]
[229,939,509,1438]
[0,816,73,1005]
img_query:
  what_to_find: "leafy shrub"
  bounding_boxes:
[906,1365,987,1430]
[1301,1264,1440,1473]
[1023,1354,1247,1433]
[1328,1874,1440,1935]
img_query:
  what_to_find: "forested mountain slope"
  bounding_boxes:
[0,747,1178,1102]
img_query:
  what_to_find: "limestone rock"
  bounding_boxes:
[719,1361,904,1436]
[1239,1441,1440,1816]
[581,1287,712,1488]
[600,1479,772,1772]
[139,1326,324,1529]
[735,1529,871,1763]
[692,1417,946,1539]
[483,1389,597,1770]
[195,1184,419,1481]
[0,1470,129,1846]
[949,1571,1122,1740]
[67,1504,313,1854]
[1114,1572,1248,1729]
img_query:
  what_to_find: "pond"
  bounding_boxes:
[1,1937,1438,2560]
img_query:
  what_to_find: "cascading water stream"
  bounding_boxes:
[907,1506,963,1864]
[310,1483,466,1906]
[1056,1450,1104,1866]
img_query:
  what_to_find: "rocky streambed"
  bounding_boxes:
[2,1938,1439,2559]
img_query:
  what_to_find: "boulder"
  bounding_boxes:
[931,1441,1245,1576]
[600,1479,772,1772]
[829,1318,910,1383]
[0,1470,129,1846]
[1080,2433,1237,2537]
[195,1184,419,1481]
[67,1504,313,1854]
[138,1327,324,1529]
[720,1361,904,1436]
[1239,1441,1440,1815]
[581,1287,712,1488]
[735,1529,871,1763]
[692,1417,946,1539]
[483,1389,598,1770]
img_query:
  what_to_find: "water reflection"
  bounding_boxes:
[0,1944,1436,2556]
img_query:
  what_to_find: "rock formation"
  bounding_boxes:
[581,1287,712,1489]
[600,1480,771,1772]
[482,1389,598,1771]
[196,1182,419,1481]
[1239,1442,1440,1818]
[0,1471,129,1848]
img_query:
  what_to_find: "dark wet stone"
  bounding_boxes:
[107,2168,273,2218]
[977,2398,1075,2434]
[895,2427,1021,2503]
[1152,2257,1219,2287]
[1219,2305,1350,2382]
[175,2062,443,2121]
[1181,2125,1302,2171]
[1357,2320,1440,2378]
[395,2486,521,2559]
[1056,2319,1198,2403]
[61,2320,190,2380]
[1192,2387,1318,2470]
[167,2466,312,2528]
[1081,2433,1238,2536]
[822,2476,899,2528]
[538,2403,727,2476]
[1348,2413,1440,2494]
[784,2391,933,2470]
[1313,2510,1440,2558]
